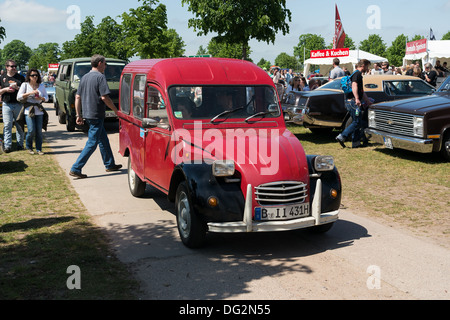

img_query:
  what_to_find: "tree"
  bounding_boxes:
[1,40,32,69]
[91,16,128,60]
[293,33,326,65]
[60,16,97,59]
[327,35,356,50]
[0,18,6,45]
[274,52,298,70]
[161,28,186,58]
[386,34,407,66]
[359,34,386,57]
[207,38,251,60]
[442,31,450,40]
[121,0,171,59]
[28,43,61,71]
[257,58,271,71]
[182,0,291,60]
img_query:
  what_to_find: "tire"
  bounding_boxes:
[440,131,450,161]
[58,106,66,124]
[127,157,146,197]
[66,113,76,132]
[175,182,207,248]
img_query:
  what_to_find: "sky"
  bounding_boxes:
[0,0,449,64]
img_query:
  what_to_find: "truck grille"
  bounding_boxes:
[371,110,416,136]
[255,181,308,206]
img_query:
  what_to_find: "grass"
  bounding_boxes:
[0,124,140,299]
[288,125,450,241]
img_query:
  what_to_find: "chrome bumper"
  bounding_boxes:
[207,179,339,233]
[365,128,434,153]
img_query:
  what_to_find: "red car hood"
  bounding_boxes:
[175,127,310,188]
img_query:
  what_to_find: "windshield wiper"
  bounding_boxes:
[210,95,255,123]
[244,111,273,123]
[210,107,245,123]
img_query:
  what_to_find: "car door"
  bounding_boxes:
[144,84,174,193]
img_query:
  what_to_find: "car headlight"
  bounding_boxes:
[314,156,334,172]
[212,160,235,177]
[413,117,424,137]
[368,110,376,128]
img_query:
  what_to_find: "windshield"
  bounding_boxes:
[384,80,435,95]
[317,79,341,90]
[437,77,450,92]
[73,61,126,82]
[168,86,280,121]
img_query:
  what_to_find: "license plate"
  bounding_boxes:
[255,203,310,221]
[383,137,393,149]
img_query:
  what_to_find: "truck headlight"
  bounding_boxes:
[413,117,424,137]
[314,156,334,172]
[212,160,235,177]
[368,110,376,128]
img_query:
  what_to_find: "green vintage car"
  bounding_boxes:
[54,57,127,131]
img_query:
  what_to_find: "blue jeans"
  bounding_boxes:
[25,114,44,152]
[341,100,368,147]
[71,119,116,173]
[2,102,24,149]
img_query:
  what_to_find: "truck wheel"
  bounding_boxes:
[127,157,146,197]
[309,222,334,233]
[66,113,76,132]
[175,182,207,248]
[58,107,66,124]
[440,131,450,161]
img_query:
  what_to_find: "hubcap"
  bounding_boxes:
[178,191,191,238]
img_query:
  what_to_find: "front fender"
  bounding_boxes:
[307,155,342,213]
[169,163,245,223]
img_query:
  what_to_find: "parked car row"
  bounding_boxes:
[282,73,450,161]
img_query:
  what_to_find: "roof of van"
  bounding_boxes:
[123,58,274,87]
[59,57,127,63]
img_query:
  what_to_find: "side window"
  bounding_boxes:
[120,74,132,114]
[133,75,146,120]
[147,86,169,129]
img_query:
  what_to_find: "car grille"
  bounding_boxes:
[371,110,416,136]
[255,181,308,206]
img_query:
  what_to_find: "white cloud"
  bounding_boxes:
[0,0,66,24]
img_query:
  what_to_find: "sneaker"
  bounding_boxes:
[335,134,346,148]
[69,171,88,179]
[28,149,35,155]
[17,145,24,151]
[37,151,45,155]
[106,164,123,172]
[4,148,11,153]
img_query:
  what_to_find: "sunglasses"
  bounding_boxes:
[8,65,17,68]
[30,74,39,77]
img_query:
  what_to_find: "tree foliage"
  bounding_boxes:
[182,0,291,60]
[442,31,450,40]
[274,52,298,70]
[1,40,32,69]
[207,38,251,60]
[293,34,326,64]
[359,34,386,57]
[0,18,6,45]
[385,34,408,67]
[28,43,61,71]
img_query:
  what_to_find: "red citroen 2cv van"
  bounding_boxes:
[118,58,341,248]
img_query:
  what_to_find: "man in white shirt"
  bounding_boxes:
[370,63,383,75]
[329,58,346,79]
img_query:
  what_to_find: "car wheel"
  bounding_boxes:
[127,157,146,197]
[440,131,450,161]
[175,182,207,248]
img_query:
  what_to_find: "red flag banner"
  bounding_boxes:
[333,4,346,49]
[405,39,427,55]
[310,48,350,59]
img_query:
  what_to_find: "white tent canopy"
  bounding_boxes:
[403,40,450,68]
[303,49,388,77]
